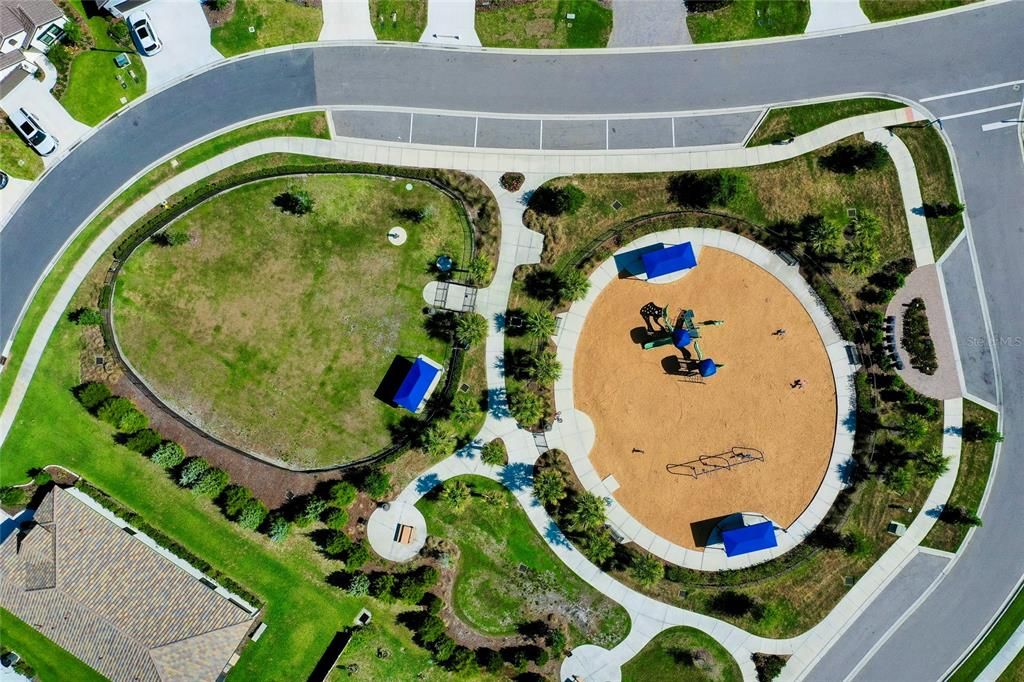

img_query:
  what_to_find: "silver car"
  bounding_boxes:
[127,10,162,56]
[9,107,58,156]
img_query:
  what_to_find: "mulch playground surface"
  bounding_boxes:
[573,247,837,550]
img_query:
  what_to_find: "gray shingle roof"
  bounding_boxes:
[0,1,63,42]
[0,487,256,682]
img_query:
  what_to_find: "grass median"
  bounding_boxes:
[747,98,904,146]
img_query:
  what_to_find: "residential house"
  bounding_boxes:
[0,0,66,83]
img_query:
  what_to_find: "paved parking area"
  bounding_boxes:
[138,0,223,91]
[0,77,89,167]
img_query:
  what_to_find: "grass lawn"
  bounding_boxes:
[860,0,981,22]
[476,0,612,49]
[950,583,1024,682]
[747,98,905,146]
[369,0,427,41]
[892,124,965,258]
[921,401,998,552]
[621,626,742,682]
[212,0,322,57]
[0,129,44,180]
[61,50,146,126]
[0,112,328,410]
[687,0,810,43]
[418,476,631,649]
[114,174,466,467]
[0,608,105,682]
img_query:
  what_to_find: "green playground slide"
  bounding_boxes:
[642,335,675,350]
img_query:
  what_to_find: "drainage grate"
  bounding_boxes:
[611,200,623,211]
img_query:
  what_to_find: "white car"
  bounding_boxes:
[9,107,58,156]
[127,10,162,56]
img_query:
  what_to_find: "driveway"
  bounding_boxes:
[0,176,34,223]
[609,0,691,47]
[320,0,375,40]
[420,0,480,46]
[136,0,223,91]
[0,77,89,167]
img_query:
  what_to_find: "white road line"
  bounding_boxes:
[920,80,1024,103]
[539,119,544,150]
[605,119,610,150]
[981,119,1019,132]
[473,116,479,147]
[408,112,415,143]
[671,117,676,147]
[942,102,1020,121]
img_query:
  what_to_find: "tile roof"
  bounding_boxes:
[0,487,256,682]
[0,1,63,41]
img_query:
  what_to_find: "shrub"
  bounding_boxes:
[344,541,370,570]
[803,214,843,258]
[62,19,84,46]
[346,572,370,596]
[500,172,525,192]
[900,414,930,444]
[480,440,506,466]
[532,468,566,506]
[421,423,457,458]
[666,171,743,208]
[178,458,210,487]
[268,514,291,542]
[568,492,607,533]
[75,382,111,411]
[273,189,314,215]
[820,142,888,174]
[69,307,103,325]
[324,530,353,557]
[296,497,328,527]
[192,468,229,497]
[477,647,503,673]
[686,0,732,13]
[583,531,616,566]
[527,350,562,384]
[547,628,566,652]
[108,19,130,45]
[151,441,185,468]
[524,310,556,338]
[885,461,915,495]
[237,499,268,530]
[467,255,493,284]
[710,591,763,619]
[439,479,471,511]
[922,201,965,218]
[155,230,191,246]
[0,487,28,506]
[421,592,443,614]
[450,392,480,427]
[446,645,475,671]
[455,313,488,347]
[918,448,950,480]
[559,269,590,302]
[901,298,938,375]
[222,485,253,518]
[508,386,545,427]
[371,572,397,601]
[123,428,162,454]
[362,469,391,500]
[97,397,148,432]
[528,185,585,216]
[329,480,358,508]
[30,469,52,486]
[325,508,349,529]
[753,653,786,682]
[47,42,70,72]
[963,420,1003,443]
[939,504,983,527]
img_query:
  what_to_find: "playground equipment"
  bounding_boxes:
[640,304,725,376]
[666,447,765,479]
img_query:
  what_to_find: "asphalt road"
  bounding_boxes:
[1,3,1022,678]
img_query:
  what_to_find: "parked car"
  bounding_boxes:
[127,11,162,56]
[9,107,58,156]
[0,171,8,189]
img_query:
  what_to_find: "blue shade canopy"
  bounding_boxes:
[642,242,697,279]
[393,357,441,412]
[722,521,778,557]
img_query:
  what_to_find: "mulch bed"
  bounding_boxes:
[202,0,236,30]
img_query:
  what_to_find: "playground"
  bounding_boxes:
[573,246,837,550]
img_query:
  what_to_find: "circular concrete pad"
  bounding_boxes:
[367,500,426,563]
[388,226,408,245]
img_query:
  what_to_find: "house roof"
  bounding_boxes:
[0,487,256,682]
[0,0,63,42]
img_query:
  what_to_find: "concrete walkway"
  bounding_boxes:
[805,0,870,33]
[978,619,1024,681]
[0,106,971,682]
[609,0,691,47]
[865,127,934,266]
[320,0,376,40]
[420,0,481,46]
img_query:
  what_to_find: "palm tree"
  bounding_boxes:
[528,350,562,384]
[584,531,616,566]
[568,492,607,533]
[532,469,566,506]
[440,480,471,510]
[455,313,488,347]
[525,310,557,338]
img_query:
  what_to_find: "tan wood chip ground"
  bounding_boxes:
[574,247,837,550]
